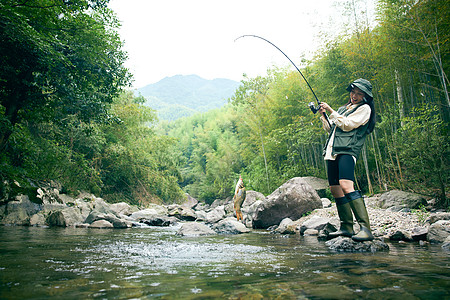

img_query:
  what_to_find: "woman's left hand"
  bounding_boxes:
[319,102,334,114]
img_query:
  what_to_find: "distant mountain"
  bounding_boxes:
[136,75,240,121]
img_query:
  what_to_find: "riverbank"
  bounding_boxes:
[1,178,449,252]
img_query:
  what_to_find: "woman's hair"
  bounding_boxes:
[365,97,376,134]
[345,95,376,133]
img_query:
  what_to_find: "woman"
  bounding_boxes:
[319,78,376,242]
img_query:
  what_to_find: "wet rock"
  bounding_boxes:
[85,210,130,228]
[141,215,178,226]
[29,211,46,226]
[326,236,389,252]
[46,207,84,227]
[442,236,450,251]
[0,195,40,225]
[212,218,250,234]
[389,230,413,242]
[304,229,319,236]
[299,216,331,235]
[273,218,296,234]
[89,220,114,228]
[46,210,66,227]
[378,190,427,209]
[253,177,322,229]
[427,220,450,243]
[176,222,216,236]
[168,205,196,221]
[411,227,428,241]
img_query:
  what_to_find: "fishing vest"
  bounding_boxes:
[325,104,370,159]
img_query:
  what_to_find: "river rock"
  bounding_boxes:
[130,207,166,221]
[242,191,266,208]
[442,236,450,251]
[141,215,178,226]
[300,176,329,198]
[273,218,296,234]
[427,220,450,243]
[46,207,84,227]
[321,198,332,208]
[0,194,40,225]
[212,218,250,234]
[29,211,46,226]
[299,216,331,235]
[110,202,138,216]
[85,210,130,228]
[182,194,198,209]
[252,177,323,229]
[378,190,427,209]
[176,222,216,236]
[411,227,428,241]
[326,236,390,252]
[427,212,450,224]
[89,219,114,228]
[389,230,413,242]
[205,205,226,223]
[167,205,197,221]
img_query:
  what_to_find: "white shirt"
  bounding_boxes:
[321,103,371,161]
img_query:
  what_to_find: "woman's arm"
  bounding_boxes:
[329,105,371,132]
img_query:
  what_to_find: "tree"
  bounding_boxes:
[0,0,131,151]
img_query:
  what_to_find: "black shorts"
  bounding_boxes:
[326,154,355,186]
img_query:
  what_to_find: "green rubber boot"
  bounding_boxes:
[328,196,354,238]
[346,191,374,242]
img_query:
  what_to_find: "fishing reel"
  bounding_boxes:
[308,102,320,114]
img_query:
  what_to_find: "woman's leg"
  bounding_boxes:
[327,159,354,238]
[336,155,374,241]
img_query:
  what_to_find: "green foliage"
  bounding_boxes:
[0,0,131,150]
[392,105,449,206]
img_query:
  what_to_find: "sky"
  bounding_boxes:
[108,0,376,89]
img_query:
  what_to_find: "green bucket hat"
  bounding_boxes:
[346,78,373,98]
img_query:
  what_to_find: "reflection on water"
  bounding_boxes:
[0,225,449,299]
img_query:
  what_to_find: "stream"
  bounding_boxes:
[1,225,449,299]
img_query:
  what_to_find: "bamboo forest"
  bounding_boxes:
[1,0,449,208]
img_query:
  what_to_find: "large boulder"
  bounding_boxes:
[378,190,427,209]
[252,177,323,229]
[300,176,329,198]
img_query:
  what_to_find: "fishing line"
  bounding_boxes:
[235,34,330,126]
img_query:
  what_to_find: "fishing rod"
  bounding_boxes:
[234,34,331,127]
